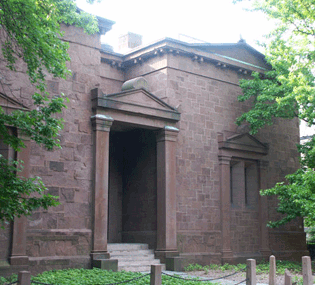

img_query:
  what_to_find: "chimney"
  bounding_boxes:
[118,32,142,52]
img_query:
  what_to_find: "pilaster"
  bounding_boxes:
[155,126,180,263]
[10,131,30,266]
[218,154,233,263]
[90,114,113,260]
[258,160,271,259]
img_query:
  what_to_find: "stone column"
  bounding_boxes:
[219,155,233,263]
[155,126,179,262]
[90,114,113,260]
[10,132,30,266]
[258,160,271,259]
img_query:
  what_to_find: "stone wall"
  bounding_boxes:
[0,22,308,273]
[122,51,306,263]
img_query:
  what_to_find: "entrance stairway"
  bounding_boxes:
[108,243,165,272]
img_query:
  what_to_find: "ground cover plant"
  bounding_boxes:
[184,259,308,275]
[184,260,315,285]
[0,268,218,285]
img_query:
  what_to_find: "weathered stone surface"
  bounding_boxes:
[49,161,64,172]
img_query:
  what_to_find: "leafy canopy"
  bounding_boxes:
[235,0,315,227]
[0,0,99,224]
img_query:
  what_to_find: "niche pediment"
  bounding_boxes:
[0,92,28,113]
[91,88,180,122]
[218,132,268,155]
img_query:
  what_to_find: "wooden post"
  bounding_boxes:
[18,271,31,285]
[246,259,256,285]
[150,264,162,285]
[269,255,276,285]
[302,256,313,285]
[285,270,292,285]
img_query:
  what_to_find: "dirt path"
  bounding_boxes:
[183,269,302,284]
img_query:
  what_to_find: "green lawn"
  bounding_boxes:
[1,268,217,285]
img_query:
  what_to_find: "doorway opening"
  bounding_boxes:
[108,127,157,249]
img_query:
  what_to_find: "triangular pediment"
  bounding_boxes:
[219,132,268,155]
[106,88,176,112]
[193,42,270,70]
[92,88,180,122]
[0,92,28,113]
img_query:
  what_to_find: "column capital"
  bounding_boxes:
[218,155,232,165]
[156,126,179,142]
[91,114,114,132]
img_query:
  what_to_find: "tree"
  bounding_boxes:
[0,0,99,225]
[235,0,315,227]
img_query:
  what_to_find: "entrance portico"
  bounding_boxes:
[90,83,181,267]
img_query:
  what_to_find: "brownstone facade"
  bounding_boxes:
[0,17,309,275]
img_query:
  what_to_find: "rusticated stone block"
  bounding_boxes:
[60,188,75,202]
[72,82,85,93]
[47,80,60,94]
[49,161,64,172]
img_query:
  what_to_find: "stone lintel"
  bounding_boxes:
[91,114,113,132]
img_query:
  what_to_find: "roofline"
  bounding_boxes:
[97,16,115,35]
[76,7,115,36]
[102,38,267,72]
[188,42,265,59]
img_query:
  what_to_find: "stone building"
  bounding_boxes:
[0,15,309,275]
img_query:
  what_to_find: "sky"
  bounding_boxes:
[76,0,275,53]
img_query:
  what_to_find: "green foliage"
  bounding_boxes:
[184,263,205,271]
[0,0,99,224]
[1,268,218,285]
[306,227,315,243]
[0,156,59,222]
[0,0,99,92]
[235,0,315,227]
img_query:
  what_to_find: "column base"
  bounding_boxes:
[166,256,183,271]
[90,251,110,260]
[9,256,29,266]
[259,248,272,260]
[92,259,118,271]
[155,250,179,263]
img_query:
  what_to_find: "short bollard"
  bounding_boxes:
[285,270,292,285]
[18,271,31,285]
[150,264,162,285]
[269,255,276,285]
[246,259,256,285]
[302,256,313,285]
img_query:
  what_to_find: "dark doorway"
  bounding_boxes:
[108,128,157,249]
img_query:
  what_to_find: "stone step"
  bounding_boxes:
[110,254,155,261]
[109,249,154,256]
[107,243,165,272]
[119,259,162,267]
[108,243,149,251]
[119,264,166,272]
